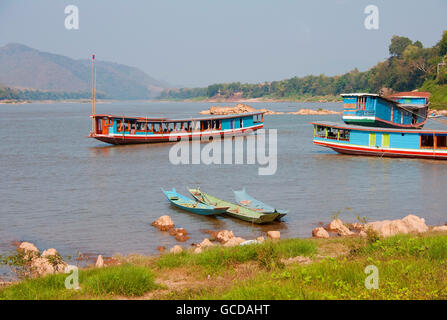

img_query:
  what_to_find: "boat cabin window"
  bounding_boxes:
[240,118,243,128]
[314,125,350,141]
[421,135,434,148]
[436,135,447,148]
[315,126,327,138]
[339,129,350,141]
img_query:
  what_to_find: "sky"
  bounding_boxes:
[1,0,446,87]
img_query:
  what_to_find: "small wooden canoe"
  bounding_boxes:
[188,188,279,224]
[162,188,228,216]
[233,187,287,220]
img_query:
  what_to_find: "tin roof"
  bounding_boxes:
[387,92,431,99]
[90,112,264,122]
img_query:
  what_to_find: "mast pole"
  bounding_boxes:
[93,58,97,116]
[91,54,94,132]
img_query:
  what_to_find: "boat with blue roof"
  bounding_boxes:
[313,91,447,160]
[341,92,430,129]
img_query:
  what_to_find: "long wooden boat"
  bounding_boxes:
[188,188,279,224]
[162,188,228,216]
[233,187,287,220]
[312,121,447,160]
[341,92,430,129]
[88,112,264,145]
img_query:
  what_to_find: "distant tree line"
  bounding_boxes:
[159,31,447,101]
[0,86,106,101]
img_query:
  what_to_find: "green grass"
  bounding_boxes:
[156,239,317,273]
[2,234,447,300]
[0,264,158,300]
[190,234,447,300]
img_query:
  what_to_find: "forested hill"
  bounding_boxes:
[0,43,169,100]
[159,32,447,108]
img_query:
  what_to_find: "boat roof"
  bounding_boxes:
[90,112,264,122]
[341,92,431,106]
[387,91,431,99]
[340,93,380,97]
[311,121,447,134]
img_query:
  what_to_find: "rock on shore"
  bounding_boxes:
[152,215,175,231]
[199,103,283,115]
[17,242,67,277]
[288,108,341,115]
[366,214,428,237]
[312,214,447,239]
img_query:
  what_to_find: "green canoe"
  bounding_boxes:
[188,188,279,224]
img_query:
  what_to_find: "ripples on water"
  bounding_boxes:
[1,101,447,261]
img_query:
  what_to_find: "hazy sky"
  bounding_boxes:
[1,0,446,87]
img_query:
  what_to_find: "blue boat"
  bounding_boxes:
[341,92,430,129]
[233,188,287,220]
[312,121,447,160]
[162,188,229,216]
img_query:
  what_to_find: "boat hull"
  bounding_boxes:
[188,188,279,224]
[162,188,227,216]
[314,140,447,160]
[90,125,263,145]
[233,188,287,220]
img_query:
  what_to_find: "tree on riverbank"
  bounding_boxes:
[159,31,447,107]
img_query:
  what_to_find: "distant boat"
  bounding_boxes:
[188,188,279,224]
[312,121,447,160]
[162,188,228,216]
[88,112,264,145]
[341,92,430,129]
[233,187,287,220]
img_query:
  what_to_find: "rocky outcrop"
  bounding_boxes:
[327,219,353,236]
[267,231,280,240]
[18,242,40,260]
[366,214,428,237]
[288,108,341,115]
[199,104,283,116]
[18,244,67,277]
[312,227,329,239]
[199,238,214,248]
[216,230,234,243]
[432,226,447,232]
[95,255,104,268]
[169,228,190,242]
[152,215,175,231]
[223,237,246,247]
[256,236,265,243]
[170,245,183,254]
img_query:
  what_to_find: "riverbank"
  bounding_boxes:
[2,227,447,300]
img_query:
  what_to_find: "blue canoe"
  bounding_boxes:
[233,187,288,220]
[162,188,229,216]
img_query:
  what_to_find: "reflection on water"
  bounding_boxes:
[0,101,447,262]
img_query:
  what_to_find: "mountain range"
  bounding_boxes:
[0,43,169,100]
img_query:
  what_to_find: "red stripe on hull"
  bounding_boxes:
[314,140,447,160]
[90,125,263,145]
